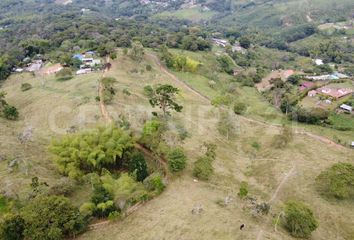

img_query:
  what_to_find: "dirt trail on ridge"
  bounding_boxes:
[146,53,346,150]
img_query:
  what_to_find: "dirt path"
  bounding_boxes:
[99,57,113,123]
[91,56,171,230]
[146,53,346,150]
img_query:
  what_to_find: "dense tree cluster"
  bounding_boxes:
[49,125,135,179]
[316,163,354,200]
[0,195,86,240]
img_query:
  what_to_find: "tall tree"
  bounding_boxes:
[148,84,183,116]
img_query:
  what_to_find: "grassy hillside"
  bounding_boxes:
[213,0,354,29]
[75,50,354,240]
[1,49,354,239]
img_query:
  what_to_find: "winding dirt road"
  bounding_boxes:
[146,53,346,150]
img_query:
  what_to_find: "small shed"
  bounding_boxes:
[339,104,353,113]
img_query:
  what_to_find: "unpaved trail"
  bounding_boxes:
[146,53,346,150]
[99,57,113,123]
[91,56,170,230]
[256,165,296,240]
[147,53,348,240]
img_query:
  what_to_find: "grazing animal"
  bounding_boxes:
[240,224,245,230]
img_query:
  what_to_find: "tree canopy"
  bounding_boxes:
[148,84,183,116]
[49,125,134,179]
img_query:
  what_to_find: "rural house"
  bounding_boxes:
[316,87,353,99]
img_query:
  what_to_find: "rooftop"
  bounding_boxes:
[317,87,354,99]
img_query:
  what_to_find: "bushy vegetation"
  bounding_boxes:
[271,126,293,149]
[49,125,134,179]
[160,46,201,73]
[101,77,117,104]
[238,181,249,199]
[316,163,354,200]
[0,195,86,240]
[20,83,32,92]
[140,119,166,152]
[55,68,73,81]
[290,107,329,125]
[81,171,159,219]
[167,148,187,173]
[0,214,25,240]
[127,152,149,182]
[193,143,217,181]
[233,102,247,115]
[143,173,165,194]
[0,91,19,120]
[282,200,318,238]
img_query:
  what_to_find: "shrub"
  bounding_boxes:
[55,68,73,81]
[291,107,329,124]
[316,163,354,200]
[193,156,214,181]
[21,195,86,239]
[146,64,152,71]
[0,214,25,240]
[49,178,76,196]
[282,200,318,238]
[91,184,114,205]
[211,95,233,107]
[3,105,19,120]
[238,181,248,199]
[109,52,117,60]
[143,173,165,194]
[140,120,165,152]
[21,83,32,92]
[128,152,148,182]
[176,124,189,141]
[287,75,302,85]
[271,125,293,149]
[101,77,117,103]
[193,143,217,181]
[143,85,154,97]
[95,200,116,218]
[122,88,131,96]
[233,102,247,115]
[79,202,96,219]
[167,148,187,173]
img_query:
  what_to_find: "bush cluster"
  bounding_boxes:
[193,143,217,181]
[316,163,354,200]
[283,200,318,238]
